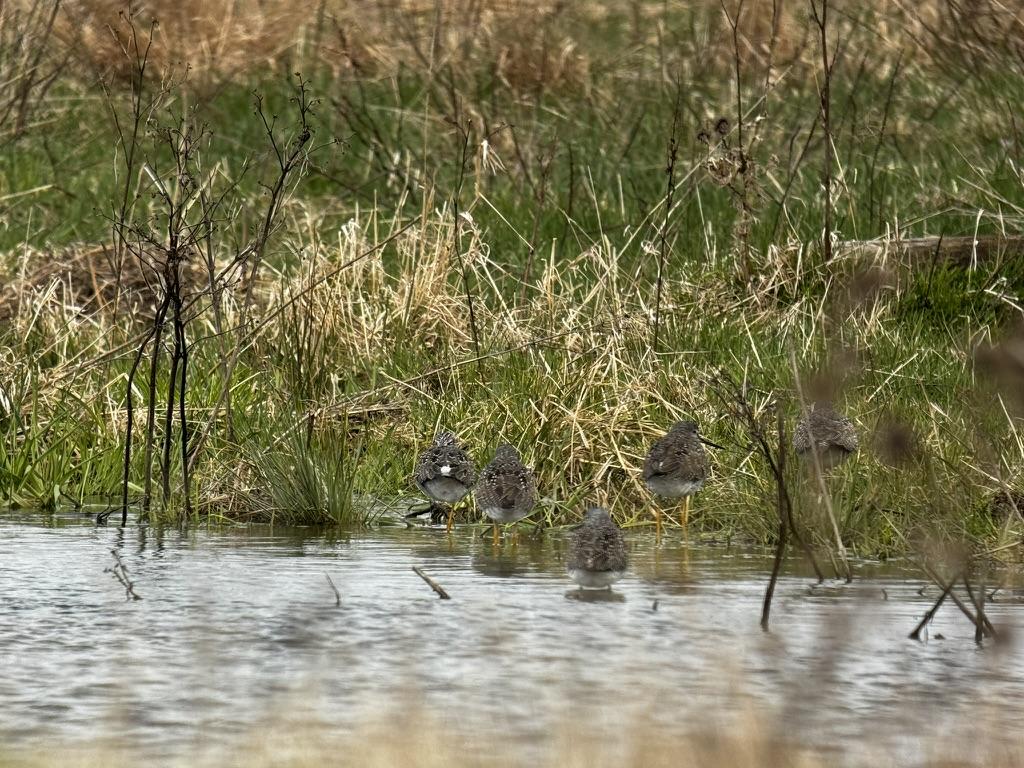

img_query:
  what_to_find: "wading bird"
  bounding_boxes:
[567,507,628,589]
[412,431,476,533]
[643,420,723,536]
[793,402,858,470]
[474,443,537,545]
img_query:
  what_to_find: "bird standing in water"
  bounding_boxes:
[413,431,476,533]
[474,443,537,545]
[643,420,723,537]
[566,507,628,589]
[793,402,858,471]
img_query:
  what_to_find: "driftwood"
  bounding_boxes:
[840,235,1024,267]
[412,566,451,599]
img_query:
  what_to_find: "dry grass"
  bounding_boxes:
[1,701,1022,768]
[52,0,308,86]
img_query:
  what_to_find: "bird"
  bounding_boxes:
[412,430,476,533]
[793,401,858,470]
[643,420,723,536]
[474,443,537,545]
[566,507,628,589]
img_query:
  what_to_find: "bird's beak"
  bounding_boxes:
[700,437,726,450]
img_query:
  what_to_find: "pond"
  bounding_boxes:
[1,512,1022,766]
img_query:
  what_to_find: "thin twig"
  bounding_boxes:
[106,549,142,601]
[652,76,683,354]
[325,573,341,607]
[789,351,851,581]
[412,566,451,599]
[762,406,789,631]
[909,576,954,641]
[810,0,833,262]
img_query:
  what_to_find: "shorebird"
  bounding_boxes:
[413,431,476,533]
[793,402,858,470]
[643,420,723,536]
[474,443,537,545]
[566,507,628,589]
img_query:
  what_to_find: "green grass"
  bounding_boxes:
[2,1,1024,558]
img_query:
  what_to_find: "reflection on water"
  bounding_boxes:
[564,588,626,603]
[0,512,1023,766]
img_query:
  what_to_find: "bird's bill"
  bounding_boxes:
[699,437,726,450]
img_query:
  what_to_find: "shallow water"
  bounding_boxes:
[1,512,1023,765]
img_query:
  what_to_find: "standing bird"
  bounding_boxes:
[474,443,537,545]
[793,402,858,470]
[567,507,628,589]
[413,431,477,533]
[643,420,723,536]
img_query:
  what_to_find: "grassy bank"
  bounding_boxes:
[2,0,1024,558]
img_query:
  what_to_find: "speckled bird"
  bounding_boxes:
[793,402,858,470]
[566,507,628,589]
[643,420,723,535]
[413,431,476,532]
[474,443,537,544]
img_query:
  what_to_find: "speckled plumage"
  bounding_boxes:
[474,444,537,524]
[643,420,709,498]
[414,431,476,503]
[793,402,858,469]
[567,507,628,588]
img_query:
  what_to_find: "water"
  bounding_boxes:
[1,512,1023,765]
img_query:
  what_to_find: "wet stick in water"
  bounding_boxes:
[909,564,995,641]
[762,407,788,631]
[325,573,341,608]
[105,549,141,601]
[962,574,997,642]
[909,573,957,641]
[412,567,450,600]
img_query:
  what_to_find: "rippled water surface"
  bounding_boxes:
[1,513,1023,765]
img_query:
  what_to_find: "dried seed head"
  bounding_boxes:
[697,129,711,145]
[715,117,730,135]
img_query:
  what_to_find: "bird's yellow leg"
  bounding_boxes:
[655,506,662,540]
[446,504,455,534]
[492,522,500,546]
[681,496,690,530]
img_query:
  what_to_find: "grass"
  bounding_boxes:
[2,0,1024,559]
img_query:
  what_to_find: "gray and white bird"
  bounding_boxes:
[413,431,476,532]
[643,420,723,535]
[566,507,628,589]
[474,443,537,544]
[793,402,858,470]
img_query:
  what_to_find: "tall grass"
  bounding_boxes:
[1,0,1024,556]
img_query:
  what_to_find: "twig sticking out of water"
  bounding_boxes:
[761,407,789,631]
[909,566,997,642]
[325,573,341,608]
[909,574,956,641]
[412,566,451,600]
[962,574,997,643]
[105,549,141,601]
